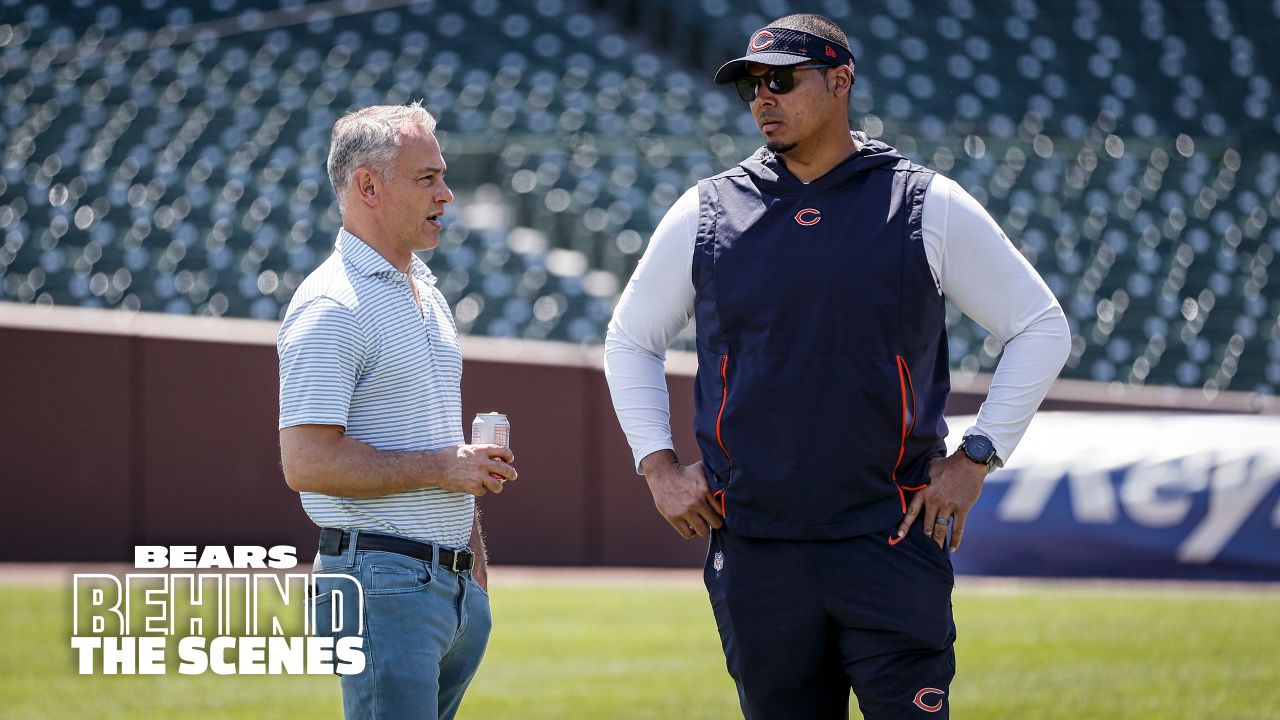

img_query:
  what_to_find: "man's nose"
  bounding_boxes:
[437,179,454,205]
[753,82,778,106]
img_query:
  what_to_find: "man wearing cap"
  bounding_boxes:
[604,13,1070,719]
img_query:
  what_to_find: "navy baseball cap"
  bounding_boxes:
[714,26,856,84]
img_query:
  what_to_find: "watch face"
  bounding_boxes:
[964,435,994,462]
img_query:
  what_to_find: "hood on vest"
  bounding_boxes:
[739,131,907,194]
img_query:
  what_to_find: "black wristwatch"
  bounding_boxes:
[960,434,1003,472]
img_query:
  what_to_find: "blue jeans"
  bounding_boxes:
[313,532,492,720]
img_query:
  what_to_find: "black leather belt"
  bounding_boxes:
[318,528,475,573]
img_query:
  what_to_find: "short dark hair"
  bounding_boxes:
[767,13,850,52]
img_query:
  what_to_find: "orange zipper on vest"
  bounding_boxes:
[712,353,732,517]
[892,354,926,512]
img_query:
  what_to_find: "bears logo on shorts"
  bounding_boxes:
[913,687,945,712]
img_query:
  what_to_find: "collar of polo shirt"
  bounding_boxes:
[337,228,437,285]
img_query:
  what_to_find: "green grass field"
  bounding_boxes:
[1,574,1277,719]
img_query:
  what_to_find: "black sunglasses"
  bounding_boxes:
[734,63,829,102]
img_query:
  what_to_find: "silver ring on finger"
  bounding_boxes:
[936,517,952,527]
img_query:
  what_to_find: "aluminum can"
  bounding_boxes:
[471,412,511,447]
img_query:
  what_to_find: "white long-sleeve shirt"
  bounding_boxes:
[604,173,1071,472]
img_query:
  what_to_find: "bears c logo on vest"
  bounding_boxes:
[794,208,822,226]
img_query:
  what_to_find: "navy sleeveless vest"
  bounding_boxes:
[692,134,949,540]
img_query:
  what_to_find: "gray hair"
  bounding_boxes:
[327,101,438,212]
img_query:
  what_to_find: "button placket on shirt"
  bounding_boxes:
[392,272,427,326]
[405,274,442,370]
[421,284,439,352]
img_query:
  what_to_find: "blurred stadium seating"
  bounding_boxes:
[1,0,1277,397]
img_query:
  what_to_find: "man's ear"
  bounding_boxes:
[354,167,380,208]
[830,66,854,98]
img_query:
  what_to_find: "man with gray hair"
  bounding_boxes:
[277,101,517,719]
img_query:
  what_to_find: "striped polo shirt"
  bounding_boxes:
[277,227,472,548]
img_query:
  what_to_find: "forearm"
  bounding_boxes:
[469,507,487,575]
[970,308,1071,459]
[281,427,452,497]
[604,337,680,472]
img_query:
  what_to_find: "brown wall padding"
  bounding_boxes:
[0,324,1160,565]
[2,329,135,561]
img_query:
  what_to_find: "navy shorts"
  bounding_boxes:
[704,522,956,719]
